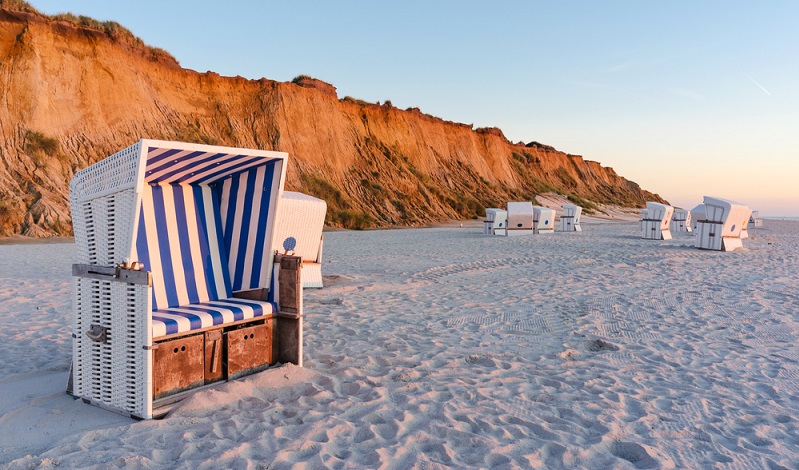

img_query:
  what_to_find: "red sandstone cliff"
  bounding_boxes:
[0,5,664,236]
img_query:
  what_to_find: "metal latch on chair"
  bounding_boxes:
[86,324,109,343]
[72,263,152,286]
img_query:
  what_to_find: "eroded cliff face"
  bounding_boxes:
[0,8,663,236]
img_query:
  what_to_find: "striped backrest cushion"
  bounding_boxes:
[218,165,277,292]
[133,183,232,310]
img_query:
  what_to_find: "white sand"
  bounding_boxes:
[1,220,798,468]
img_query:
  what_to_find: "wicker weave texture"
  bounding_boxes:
[272,192,327,262]
[302,263,323,288]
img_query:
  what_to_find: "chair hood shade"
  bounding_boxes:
[506,202,534,236]
[671,209,692,233]
[271,191,327,288]
[641,202,674,240]
[532,206,555,234]
[694,196,752,251]
[69,140,304,419]
[559,204,582,232]
[483,208,507,236]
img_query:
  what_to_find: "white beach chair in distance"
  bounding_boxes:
[748,210,763,229]
[532,206,555,234]
[639,208,648,229]
[506,202,534,236]
[671,208,692,233]
[69,139,304,419]
[559,204,582,232]
[641,202,674,240]
[483,208,507,236]
[690,204,706,232]
[694,196,752,251]
[272,191,327,288]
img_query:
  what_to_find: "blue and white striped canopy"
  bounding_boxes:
[144,146,281,185]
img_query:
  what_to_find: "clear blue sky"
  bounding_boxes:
[31,1,799,216]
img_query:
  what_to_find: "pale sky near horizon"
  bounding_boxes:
[30,1,799,216]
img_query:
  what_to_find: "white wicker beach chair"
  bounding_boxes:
[671,209,692,233]
[559,204,582,232]
[639,208,648,229]
[506,202,534,236]
[694,196,752,251]
[69,139,304,419]
[483,208,507,236]
[272,191,327,288]
[532,206,555,234]
[748,210,763,229]
[690,204,706,232]
[641,202,674,240]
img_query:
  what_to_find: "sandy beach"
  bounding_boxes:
[1,220,798,469]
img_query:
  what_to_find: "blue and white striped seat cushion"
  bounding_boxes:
[152,298,277,338]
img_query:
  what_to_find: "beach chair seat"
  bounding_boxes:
[483,208,507,236]
[690,204,706,232]
[694,196,752,251]
[151,298,277,338]
[670,209,692,233]
[272,191,327,288]
[532,206,555,234]
[70,140,304,419]
[559,204,582,232]
[748,210,763,229]
[641,202,674,240]
[506,202,534,236]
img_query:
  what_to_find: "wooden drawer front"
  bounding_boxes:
[227,322,272,378]
[204,329,224,384]
[153,334,205,399]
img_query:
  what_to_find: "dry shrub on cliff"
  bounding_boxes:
[1,2,179,65]
[567,193,601,215]
[0,0,39,13]
[302,173,374,229]
[0,198,24,235]
[24,130,59,156]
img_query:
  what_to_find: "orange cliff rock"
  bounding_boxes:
[0,6,664,236]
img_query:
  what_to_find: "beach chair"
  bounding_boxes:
[641,202,674,240]
[69,139,304,419]
[748,210,763,229]
[483,208,507,236]
[694,196,752,251]
[506,202,534,236]
[670,209,692,233]
[532,206,555,234]
[272,191,327,288]
[559,204,582,232]
[639,208,648,229]
[690,204,706,232]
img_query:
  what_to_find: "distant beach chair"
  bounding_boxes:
[641,202,674,240]
[533,206,555,234]
[639,208,648,229]
[69,139,304,419]
[671,208,692,233]
[694,196,752,251]
[748,210,763,229]
[690,204,706,232]
[559,204,582,232]
[272,191,327,288]
[506,202,534,236]
[483,208,507,236]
